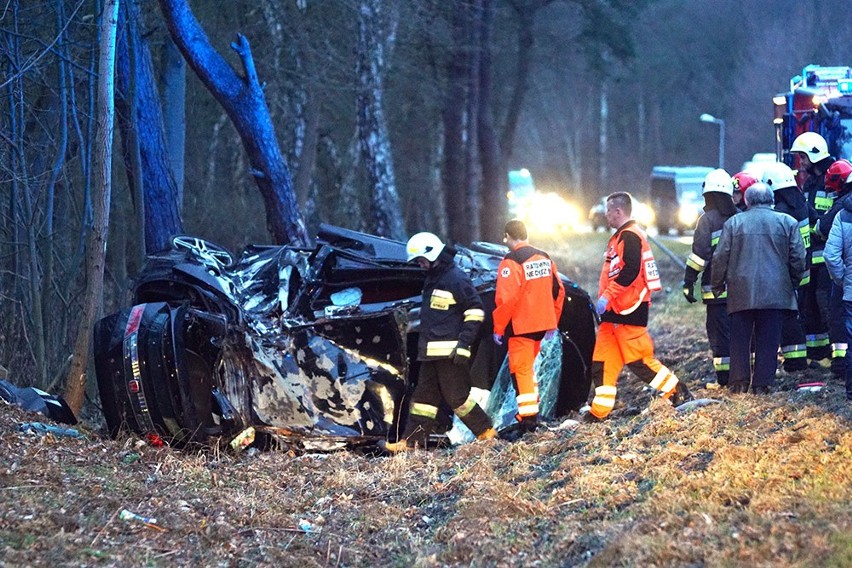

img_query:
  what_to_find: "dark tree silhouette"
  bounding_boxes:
[158,0,308,246]
[115,0,182,254]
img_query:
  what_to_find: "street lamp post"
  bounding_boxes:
[700,113,725,170]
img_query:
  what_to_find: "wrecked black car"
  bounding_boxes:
[94,225,596,450]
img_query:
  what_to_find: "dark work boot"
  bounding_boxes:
[782,358,808,373]
[751,385,772,395]
[669,382,694,407]
[830,358,846,382]
[728,382,749,394]
[519,415,539,433]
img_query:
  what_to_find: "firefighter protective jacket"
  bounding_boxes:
[816,190,852,240]
[803,159,835,266]
[598,221,662,327]
[774,186,813,286]
[493,243,565,336]
[417,254,485,361]
[684,196,738,304]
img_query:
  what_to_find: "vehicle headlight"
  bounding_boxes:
[678,204,699,227]
[523,194,581,234]
[634,203,655,227]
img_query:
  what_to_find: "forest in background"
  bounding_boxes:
[3,0,852,397]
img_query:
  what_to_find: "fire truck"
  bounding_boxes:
[774,64,852,175]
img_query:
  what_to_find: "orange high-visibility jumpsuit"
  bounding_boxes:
[493,243,565,419]
[591,221,680,419]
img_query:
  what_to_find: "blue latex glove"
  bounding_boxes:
[493,333,503,346]
[544,329,558,341]
[595,296,609,315]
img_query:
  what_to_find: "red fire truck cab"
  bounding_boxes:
[774,65,852,179]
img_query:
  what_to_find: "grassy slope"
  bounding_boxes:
[2,232,852,567]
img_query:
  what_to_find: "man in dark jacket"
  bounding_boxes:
[712,183,807,394]
[763,161,810,372]
[384,232,497,452]
[814,159,852,380]
[792,132,835,365]
[683,169,738,389]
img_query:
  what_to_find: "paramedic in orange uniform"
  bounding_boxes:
[588,192,692,420]
[493,219,565,432]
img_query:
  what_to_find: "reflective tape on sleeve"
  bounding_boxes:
[426,340,458,357]
[463,308,485,322]
[411,403,439,419]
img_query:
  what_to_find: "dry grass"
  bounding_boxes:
[2,232,852,567]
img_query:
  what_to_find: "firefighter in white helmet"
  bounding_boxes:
[383,232,497,452]
[762,161,810,372]
[683,169,738,388]
[791,132,835,366]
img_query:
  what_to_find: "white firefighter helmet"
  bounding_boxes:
[761,161,798,191]
[791,131,830,162]
[406,232,445,262]
[702,168,734,196]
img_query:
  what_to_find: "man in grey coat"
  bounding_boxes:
[711,183,807,393]
[823,194,852,401]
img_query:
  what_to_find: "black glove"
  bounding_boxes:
[682,283,698,304]
[451,346,471,366]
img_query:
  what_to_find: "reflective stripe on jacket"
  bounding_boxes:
[684,206,737,304]
[598,221,660,319]
[493,243,565,336]
[418,257,484,361]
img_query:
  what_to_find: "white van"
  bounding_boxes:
[650,166,714,235]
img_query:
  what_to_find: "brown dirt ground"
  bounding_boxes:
[2,232,852,567]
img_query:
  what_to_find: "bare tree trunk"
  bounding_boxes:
[160,37,186,209]
[476,0,506,243]
[116,0,182,254]
[158,0,308,246]
[65,0,119,414]
[292,51,321,210]
[464,0,482,243]
[356,0,405,240]
[43,0,69,352]
[441,1,469,243]
[5,3,48,386]
[500,0,554,162]
[125,4,146,265]
[598,79,608,187]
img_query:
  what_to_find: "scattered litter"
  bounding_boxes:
[548,418,580,431]
[119,509,165,531]
[797,382,824,393]
[298,519,319,533]
[230,427,255,451]
[1,380,77,424]
[19,422,84,439]
[675,398,723,413]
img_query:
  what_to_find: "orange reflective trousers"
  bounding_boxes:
[507,336,541,419]
[590,322,679,419]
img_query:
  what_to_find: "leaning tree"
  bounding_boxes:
[158,0,308,246]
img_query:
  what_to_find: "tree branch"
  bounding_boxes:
[229,33,259,87]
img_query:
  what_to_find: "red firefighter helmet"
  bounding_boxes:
[825,159,852,193]
[732,172,759,195]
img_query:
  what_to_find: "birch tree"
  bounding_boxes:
[356,0,405,240]
[64,0,120,413]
